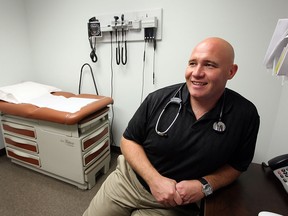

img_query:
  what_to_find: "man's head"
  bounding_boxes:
[185,37,238,103]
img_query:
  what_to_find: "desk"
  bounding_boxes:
[203,163,288,216]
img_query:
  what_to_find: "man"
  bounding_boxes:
[83,37,260,216]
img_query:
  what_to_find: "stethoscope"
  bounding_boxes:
[155,84,226,136]
[114,15,127,65]
[89,35,97,63]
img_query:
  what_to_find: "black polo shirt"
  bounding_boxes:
[123,83,260,190]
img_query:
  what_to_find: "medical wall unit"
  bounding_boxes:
[87,8,162,65]
[95,8,163,43]
[0,92,113,190]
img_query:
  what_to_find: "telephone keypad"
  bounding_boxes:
[273,166,288,193]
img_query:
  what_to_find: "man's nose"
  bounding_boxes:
[192,65,204,77]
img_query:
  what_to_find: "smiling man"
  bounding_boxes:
[185,37,238,119]
[83,37,260,216]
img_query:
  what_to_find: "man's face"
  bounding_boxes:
[185,39,237,102]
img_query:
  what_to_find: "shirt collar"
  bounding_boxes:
[182,84,232,120]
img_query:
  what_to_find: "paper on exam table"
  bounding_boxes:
[26,93,98,113]
[0,81,98,113]
[264,19,288,69]
[0,81,62,104]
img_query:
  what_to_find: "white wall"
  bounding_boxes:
[0,0,32,83]
[1,0,288,163]
[0,0,33,149]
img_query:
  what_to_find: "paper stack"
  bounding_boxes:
[274,43,288,75]
[264,19,288,76]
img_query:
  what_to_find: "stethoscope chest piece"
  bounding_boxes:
[212,90,227,133]
[213,121,226,133]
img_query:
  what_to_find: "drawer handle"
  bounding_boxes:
[3,122,33,130]
[7,147,40,167]
[10,148,34,158]
[86,139,106,156]
[3,122,36,138]
[5,135,36,146]
[84,125,107,141]
[82,126,108,150]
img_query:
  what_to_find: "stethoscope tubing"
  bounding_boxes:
[155,84,184,136]
[155,84,226,136]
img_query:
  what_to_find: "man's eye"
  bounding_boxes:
[189,62,196,66]
[205,63,216,68]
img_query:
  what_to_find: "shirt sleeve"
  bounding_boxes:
[123,95,150,145]
[229,105,260,172]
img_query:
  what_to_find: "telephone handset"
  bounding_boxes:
[265,154,288,193]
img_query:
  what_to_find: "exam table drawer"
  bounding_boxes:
[4,134,38,153]
[83,137,110,167]
[2,121,36,139]
[6,147,41,167]
[79,107,109,134]
[81,123,109,151]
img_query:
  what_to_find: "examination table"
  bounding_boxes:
[0,91,113,189]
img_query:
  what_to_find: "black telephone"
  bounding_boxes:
[265,154,288,193]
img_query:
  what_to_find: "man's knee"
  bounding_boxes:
[131,206,200,216]
[131,208,175,216]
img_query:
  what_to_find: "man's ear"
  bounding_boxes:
[228,64,238,80]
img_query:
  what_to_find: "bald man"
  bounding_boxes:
[83,37,260,216]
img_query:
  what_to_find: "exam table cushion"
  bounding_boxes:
[0,91,113,125]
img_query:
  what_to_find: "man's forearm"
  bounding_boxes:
[176,164,241,204]
[120,136,183,206]
[203,164,241,191]
[120,136,161,184]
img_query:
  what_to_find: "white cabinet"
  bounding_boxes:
[0,127,6,151]
[0,108,111,189]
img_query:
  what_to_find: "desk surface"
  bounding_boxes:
[204,163,288,216]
